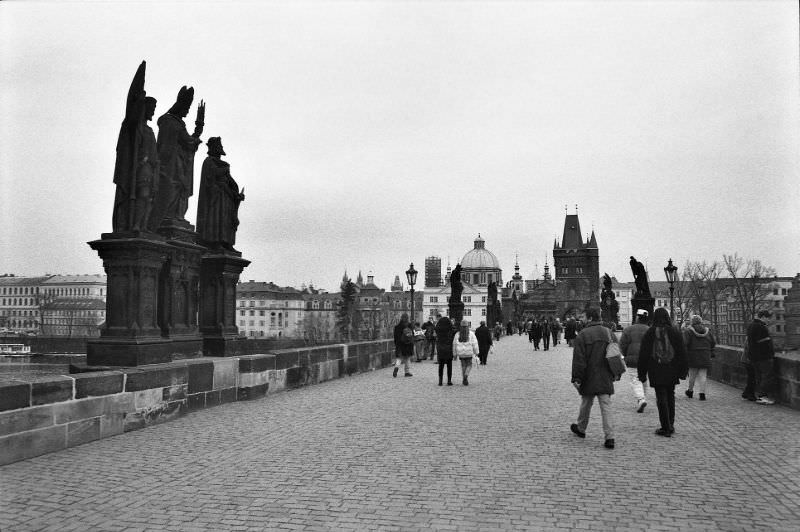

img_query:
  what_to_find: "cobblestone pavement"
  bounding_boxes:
[2,335,799,531]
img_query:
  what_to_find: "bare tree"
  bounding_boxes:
[684,260,724,331]
[723,253,776,325]
[672,265,693,326]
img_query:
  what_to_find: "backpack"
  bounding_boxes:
[401,327,414,345]
[653,329,674,364]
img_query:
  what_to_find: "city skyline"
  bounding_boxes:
[2,2,798,292]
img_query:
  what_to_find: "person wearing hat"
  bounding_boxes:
[619,309,651,412]
[452,320,479,385]
[683,314,716,401]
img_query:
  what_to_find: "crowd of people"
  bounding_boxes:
[392,304,780,450]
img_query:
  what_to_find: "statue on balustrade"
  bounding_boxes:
[150,86,205,229]
[197,137,245,252]
[111,61,160,233]
[629,256,651,298]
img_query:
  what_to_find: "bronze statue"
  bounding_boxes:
[600,273,619,326]
[450,264,463,304]
[112,62,159,232]
[197,137,245,252]
[629,256,651,298]
[150,86,204,229]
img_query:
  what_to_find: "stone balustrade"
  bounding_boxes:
[0,339,394,465]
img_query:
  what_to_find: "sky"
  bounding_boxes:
[1,1,799,292]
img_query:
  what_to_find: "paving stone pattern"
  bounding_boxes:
[1,335,799,531]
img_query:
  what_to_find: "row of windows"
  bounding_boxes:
[2,298,38,306]
[461,272,496,285]
[560,267,584,275]
[0,286,39,295]
[773,288,788,295]
[0,309,38,317]
[427,295,488,304]
[242,300,296,308]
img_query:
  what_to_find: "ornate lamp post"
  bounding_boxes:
[664,258,678,322]
[406,263,418,325]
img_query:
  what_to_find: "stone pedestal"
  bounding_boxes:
[449,301,465,324]
[87,229,205,366]
[631,295,655,323]
[199,252,250,356]
[784,274,800,351]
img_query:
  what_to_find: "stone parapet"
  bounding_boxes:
[709,345,800,410]
[0,339,394,465]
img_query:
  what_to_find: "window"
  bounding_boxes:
[561,268,568,275]
[430,296,438,303]
[774,300,780,307]
[312,300,319,309]
[776,324,782,332]
[481,296,486,303]
[260,320,265,326]
[481,308,486,316]
[464,308,471,316]
[239,320,245,326]
[463,296,471,303]
[487,274,493,283]
[270,313,276,326]
[248,320,254,326]
[782,288,788,295]
[324,300,332,310]
[249,310,255,316]
[260,300,266,306]
[774,288,779,295]
[259,310,265,316]
[473,274,479,284]
[278,313,283,327]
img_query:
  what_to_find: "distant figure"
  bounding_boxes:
[452,320,479,385]
[197,137,245,251]
[435,315,455,386]
[620,309,651,412]
[542,318,551,351]
[638,308,688,437]
[530,319,542,350]
[392,313,413,378]
[746,310,776,405]
[570,307,617,450]
[683,315,716,401]
[629,256,651,298]
[413,322,426,362]
[422,317,436,361]
[493,321,503,342]
[475,320,493,365]
[564,317,577,348]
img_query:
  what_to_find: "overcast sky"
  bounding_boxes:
[1,1,798,292]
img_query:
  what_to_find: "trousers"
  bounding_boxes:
[576,394,614,439]
[654,386,676,431]
[687,367,708,394]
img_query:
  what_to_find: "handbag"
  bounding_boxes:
[605,329,626,381]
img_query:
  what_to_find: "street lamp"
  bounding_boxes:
[664,258,678,322]
[406,263,418,325]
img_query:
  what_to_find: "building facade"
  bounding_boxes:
[236,281,306,339]
[0,275,52,333]
[425,256,442,288]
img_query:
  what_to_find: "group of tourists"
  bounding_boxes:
[521,317,569,351]
[571,306,779,450]
[393,314,494,386]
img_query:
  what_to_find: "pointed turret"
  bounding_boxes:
[588,230,598,248]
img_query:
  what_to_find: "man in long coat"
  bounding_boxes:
[475,320,493,365]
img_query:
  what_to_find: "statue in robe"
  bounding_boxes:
[112,61,159,232]
[150,86,204,229]
[629,256,651,298]
[196,137,245,252]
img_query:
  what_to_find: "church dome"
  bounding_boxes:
[461,234,501,270]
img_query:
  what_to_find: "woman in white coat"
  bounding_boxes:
[452,320,479,386]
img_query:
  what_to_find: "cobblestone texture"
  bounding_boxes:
[1,335,799,531]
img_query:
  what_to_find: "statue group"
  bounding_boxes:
[111,61,243,250]
[91,61,250,365]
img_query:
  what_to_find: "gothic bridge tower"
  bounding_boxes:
[552,212,599,317]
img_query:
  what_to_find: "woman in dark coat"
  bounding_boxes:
[435,316,455,386]
[638,308,688,437]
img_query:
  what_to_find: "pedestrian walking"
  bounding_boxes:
[619,309,650,412]
[683,314,716,401]
[392,313,414,378]
[747,310,777,405]
[551,319,561,346]
[564,317,577,347]
[531,319,542,350]
[413,322,426,362]
[493,322,503,342]
[506,321,514,336]
[542,318,550,351]
[423,317,437,361]
[638,308,688,437]
[570,307,617,449]
[453,320,479,385]
[435,314,455,386]
[475,320,493,365]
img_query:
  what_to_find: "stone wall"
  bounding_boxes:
[710,345,800,410]
[0,339,394,465]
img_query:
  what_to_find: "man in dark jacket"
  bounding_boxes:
[747,310,776,405]
[530,319,542,350]
[620,309,650,412]
[570,307,617,449]
[638,308,688,437]
[392,313,413,378]
[435,315,456,385]
[475,320,493,365]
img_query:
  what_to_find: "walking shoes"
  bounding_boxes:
[637,400,647,413]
